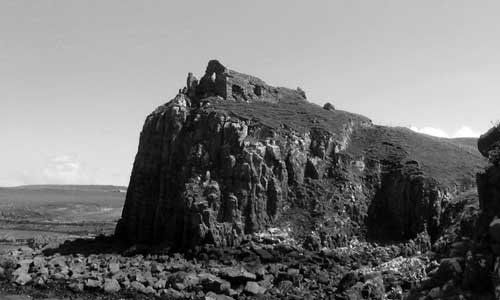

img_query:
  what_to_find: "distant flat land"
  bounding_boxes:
[0,185,126,249]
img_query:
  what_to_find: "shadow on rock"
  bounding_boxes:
[42,235,128,256]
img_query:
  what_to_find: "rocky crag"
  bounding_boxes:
[115,60,485,251]
[404,124,500,299]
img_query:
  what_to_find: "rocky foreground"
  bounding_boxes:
[0,230,441,300]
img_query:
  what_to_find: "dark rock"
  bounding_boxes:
[434,258,463,284]
[490,218,500,243]
[253,248,274,262]
[462,252,493,292]
[323,102,335,111]
[219,266,256,284]
[338,272,363,292]
[199,273,231,294]
[478,125,500,159]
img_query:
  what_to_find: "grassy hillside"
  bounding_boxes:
[209,95,485,190]
[348,126,485,188]
[209,96,371,136]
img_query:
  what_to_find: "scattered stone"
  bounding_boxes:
[143,285,156,294]
[205,291,235,300]
[85,278,102,289]
[103,278,121,293]
[32,256,46,268]
[219,266,256,284]
[154,278,167,289]
[130,281,146,292]
[108,262,120,274]
[244,281,267,295]
[13,271,31,285]
[199,273,231,294]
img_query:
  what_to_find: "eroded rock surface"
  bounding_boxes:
[115,60,484,251]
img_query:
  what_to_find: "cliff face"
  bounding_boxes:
[115,60,485,250]
[477,125,500,234]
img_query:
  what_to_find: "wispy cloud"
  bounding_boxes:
[410,126,449,138]
[42,154,82,184]
[4,153,130,187]
[410,125,481,138]
[452,126,481,138]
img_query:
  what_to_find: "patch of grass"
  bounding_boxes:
[349,126,485,188]
[208,96,371,136]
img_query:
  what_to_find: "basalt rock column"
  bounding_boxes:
[115,61,308,249]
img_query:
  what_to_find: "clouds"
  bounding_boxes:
[0,152,132,187]
[410,125,481,138]
[452,126,482,138]
[42,154,82,184]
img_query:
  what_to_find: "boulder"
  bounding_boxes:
[244,281,267,295]
[199,273,231,294]
[205,291,235,300]
[478,125,500,159]
[85,278,102,289]
[103,278,121,293]
[32,256,46,269]
[130,281,146,292]
[437,258,463,281]
[219,267,256,284]
[323,102,335,111]
[12,267,31,285]
[108,262,120,274]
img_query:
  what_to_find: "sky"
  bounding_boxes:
[1,0,499,187]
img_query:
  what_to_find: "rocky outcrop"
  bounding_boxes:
[115,60,484,251]
[477,125,500,235]
[406,124,500,299]
[115,61,367,249]
[367,163,447,242]
[478,124,500,160]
